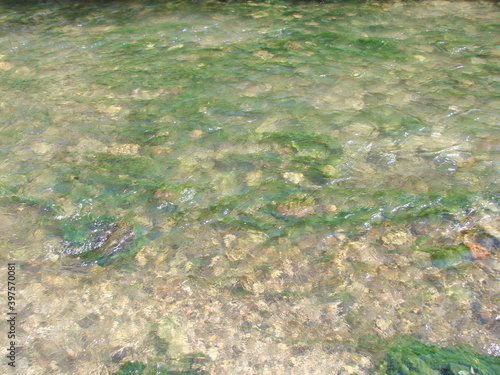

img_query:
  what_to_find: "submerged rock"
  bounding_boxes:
[108,143,140,155]
[60,216,137,267]
[0,61,14,71]
[276,194,315,218]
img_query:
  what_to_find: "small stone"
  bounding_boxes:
[251,11,269,19]
[110,346,130,363]
[77,313,100,329]
[471,57,485,65]
[345,98,365,110]
[151,145,171,156]
[15,66,31,74]
[0,61,14,71]
[154,189,176,200]
[167,43,184,51]
[342,122,376,138]
[342,366,357,374]
[276,195,315,218]
[287,41,301,49]
[243,83,273,97]
[189,129,204,138]
[326,204,338,213]
[483,259,500,272]
[319,165,339,178]
[246,171,262,186]
[31,142,53,154]
[283,171,304,184]
[223,234,237,248]
[381,230,414,247]
[253,50,273,60]
[322,234,338,247]
[465,242,490,259]
[134,246,152,266]
[97,104,122,116]
[109,143,140,155]
[256,117,278,133]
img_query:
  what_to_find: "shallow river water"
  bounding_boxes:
[0,0,499,374]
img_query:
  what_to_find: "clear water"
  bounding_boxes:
[0,1,499,374]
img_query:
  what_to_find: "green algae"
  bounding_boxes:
[62,152,180,209]
[197,183,479,243]
[419,245,469,268]
[0,1,499,373]
[0,74,48,93]
[5,194,60,214]
[260,131,342,154]
[56,213,142,267]
[352,37,405,59]
[113,361,147,375]
[113,354,210,375]
[378,337,500,375]
[57,213,115,251]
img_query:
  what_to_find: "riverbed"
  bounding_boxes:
[0,1,499,374]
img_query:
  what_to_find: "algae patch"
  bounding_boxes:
[113,353,211,375]
[56,214,140,267]
[378,338,500,375]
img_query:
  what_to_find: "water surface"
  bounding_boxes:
[0,1,499,374]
